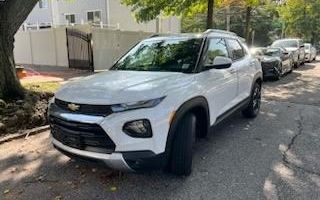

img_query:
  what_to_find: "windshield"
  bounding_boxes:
[264,48,280,56]
[272,40,298,48]
[111,38,203,73]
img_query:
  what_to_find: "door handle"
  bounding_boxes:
[228,68,236,74]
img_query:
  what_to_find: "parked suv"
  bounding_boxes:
[271,38,305,67]
[48,29,262,176]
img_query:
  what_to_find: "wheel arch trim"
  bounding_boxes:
[164,96,210,160]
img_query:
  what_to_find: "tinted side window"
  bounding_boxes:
[227,39,245,60]
[204,38,229,65]
[299,40,303,47]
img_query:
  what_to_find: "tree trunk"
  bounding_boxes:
[0,0,39,100]
[244,6,252,43]
[206,0,214,29]
[0,32,24,100]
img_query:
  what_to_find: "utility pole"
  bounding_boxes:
[251,30,255,46]
[244,6,252,42]
[281,21,285,38]
[226,6,230,31]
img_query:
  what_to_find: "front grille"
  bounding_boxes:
[261,62,276,69]
[55,99,113,116]
[50,116,116,154]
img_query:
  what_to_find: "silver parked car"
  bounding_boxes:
[271,38,305,67]
[304,43,317,62]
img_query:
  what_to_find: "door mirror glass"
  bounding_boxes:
[205,56,232,70]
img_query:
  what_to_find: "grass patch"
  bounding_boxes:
[22,82,61,93]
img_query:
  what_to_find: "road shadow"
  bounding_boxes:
[295,63,316,71]
[0,102,309,200]
[263,62,320,106]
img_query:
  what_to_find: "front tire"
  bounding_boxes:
[275,63,282,80]
[169,113,196,176]
[242,82,261,118]
[289,61,293,73]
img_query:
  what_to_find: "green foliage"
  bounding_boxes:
[182,0,320,46]
[181,13,207,33]
[182,6,282,46]
[121,0,205,22]
[278,0,320,43]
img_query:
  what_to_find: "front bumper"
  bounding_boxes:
[53,138,167,171]
[48,98,172,171]
[261,62,279,78]
[52,138,133,171]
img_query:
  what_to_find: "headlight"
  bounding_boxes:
[111,97,165,112]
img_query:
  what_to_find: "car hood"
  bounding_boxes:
[55,70,193,104]
[260,56,279,62]
[284,47,298,52]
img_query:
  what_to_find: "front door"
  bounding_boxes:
[199,37,238,122]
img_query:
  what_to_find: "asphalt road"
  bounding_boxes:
[1,60,320,200]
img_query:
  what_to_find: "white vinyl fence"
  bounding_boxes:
[14,28,69,67]
[14,26,154,71]
[92,28,152,70]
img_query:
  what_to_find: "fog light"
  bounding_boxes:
[123,119,152,138]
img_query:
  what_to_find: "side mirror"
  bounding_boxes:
[300,45,305,48]
[283,52,289,55]
[205,56,233,70]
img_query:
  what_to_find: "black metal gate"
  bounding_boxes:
[66,28,94,71]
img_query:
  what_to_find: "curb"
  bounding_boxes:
[0,125,50,145]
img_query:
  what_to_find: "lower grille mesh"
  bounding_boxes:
[50,116,115,154]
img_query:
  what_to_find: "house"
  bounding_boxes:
[24,0,181,33]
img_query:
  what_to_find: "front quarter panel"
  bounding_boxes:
[99,75,204,155]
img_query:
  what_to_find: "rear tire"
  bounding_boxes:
[242,82,261,118]
[169,113,196,176]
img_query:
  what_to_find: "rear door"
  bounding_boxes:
[226,39,253,103]
[280,49,291,71]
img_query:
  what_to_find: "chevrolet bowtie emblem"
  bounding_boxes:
[67,103,80,111]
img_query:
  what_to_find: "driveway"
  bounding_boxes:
[1,60,320,200]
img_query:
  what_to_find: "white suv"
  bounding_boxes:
[49,29,262,176]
